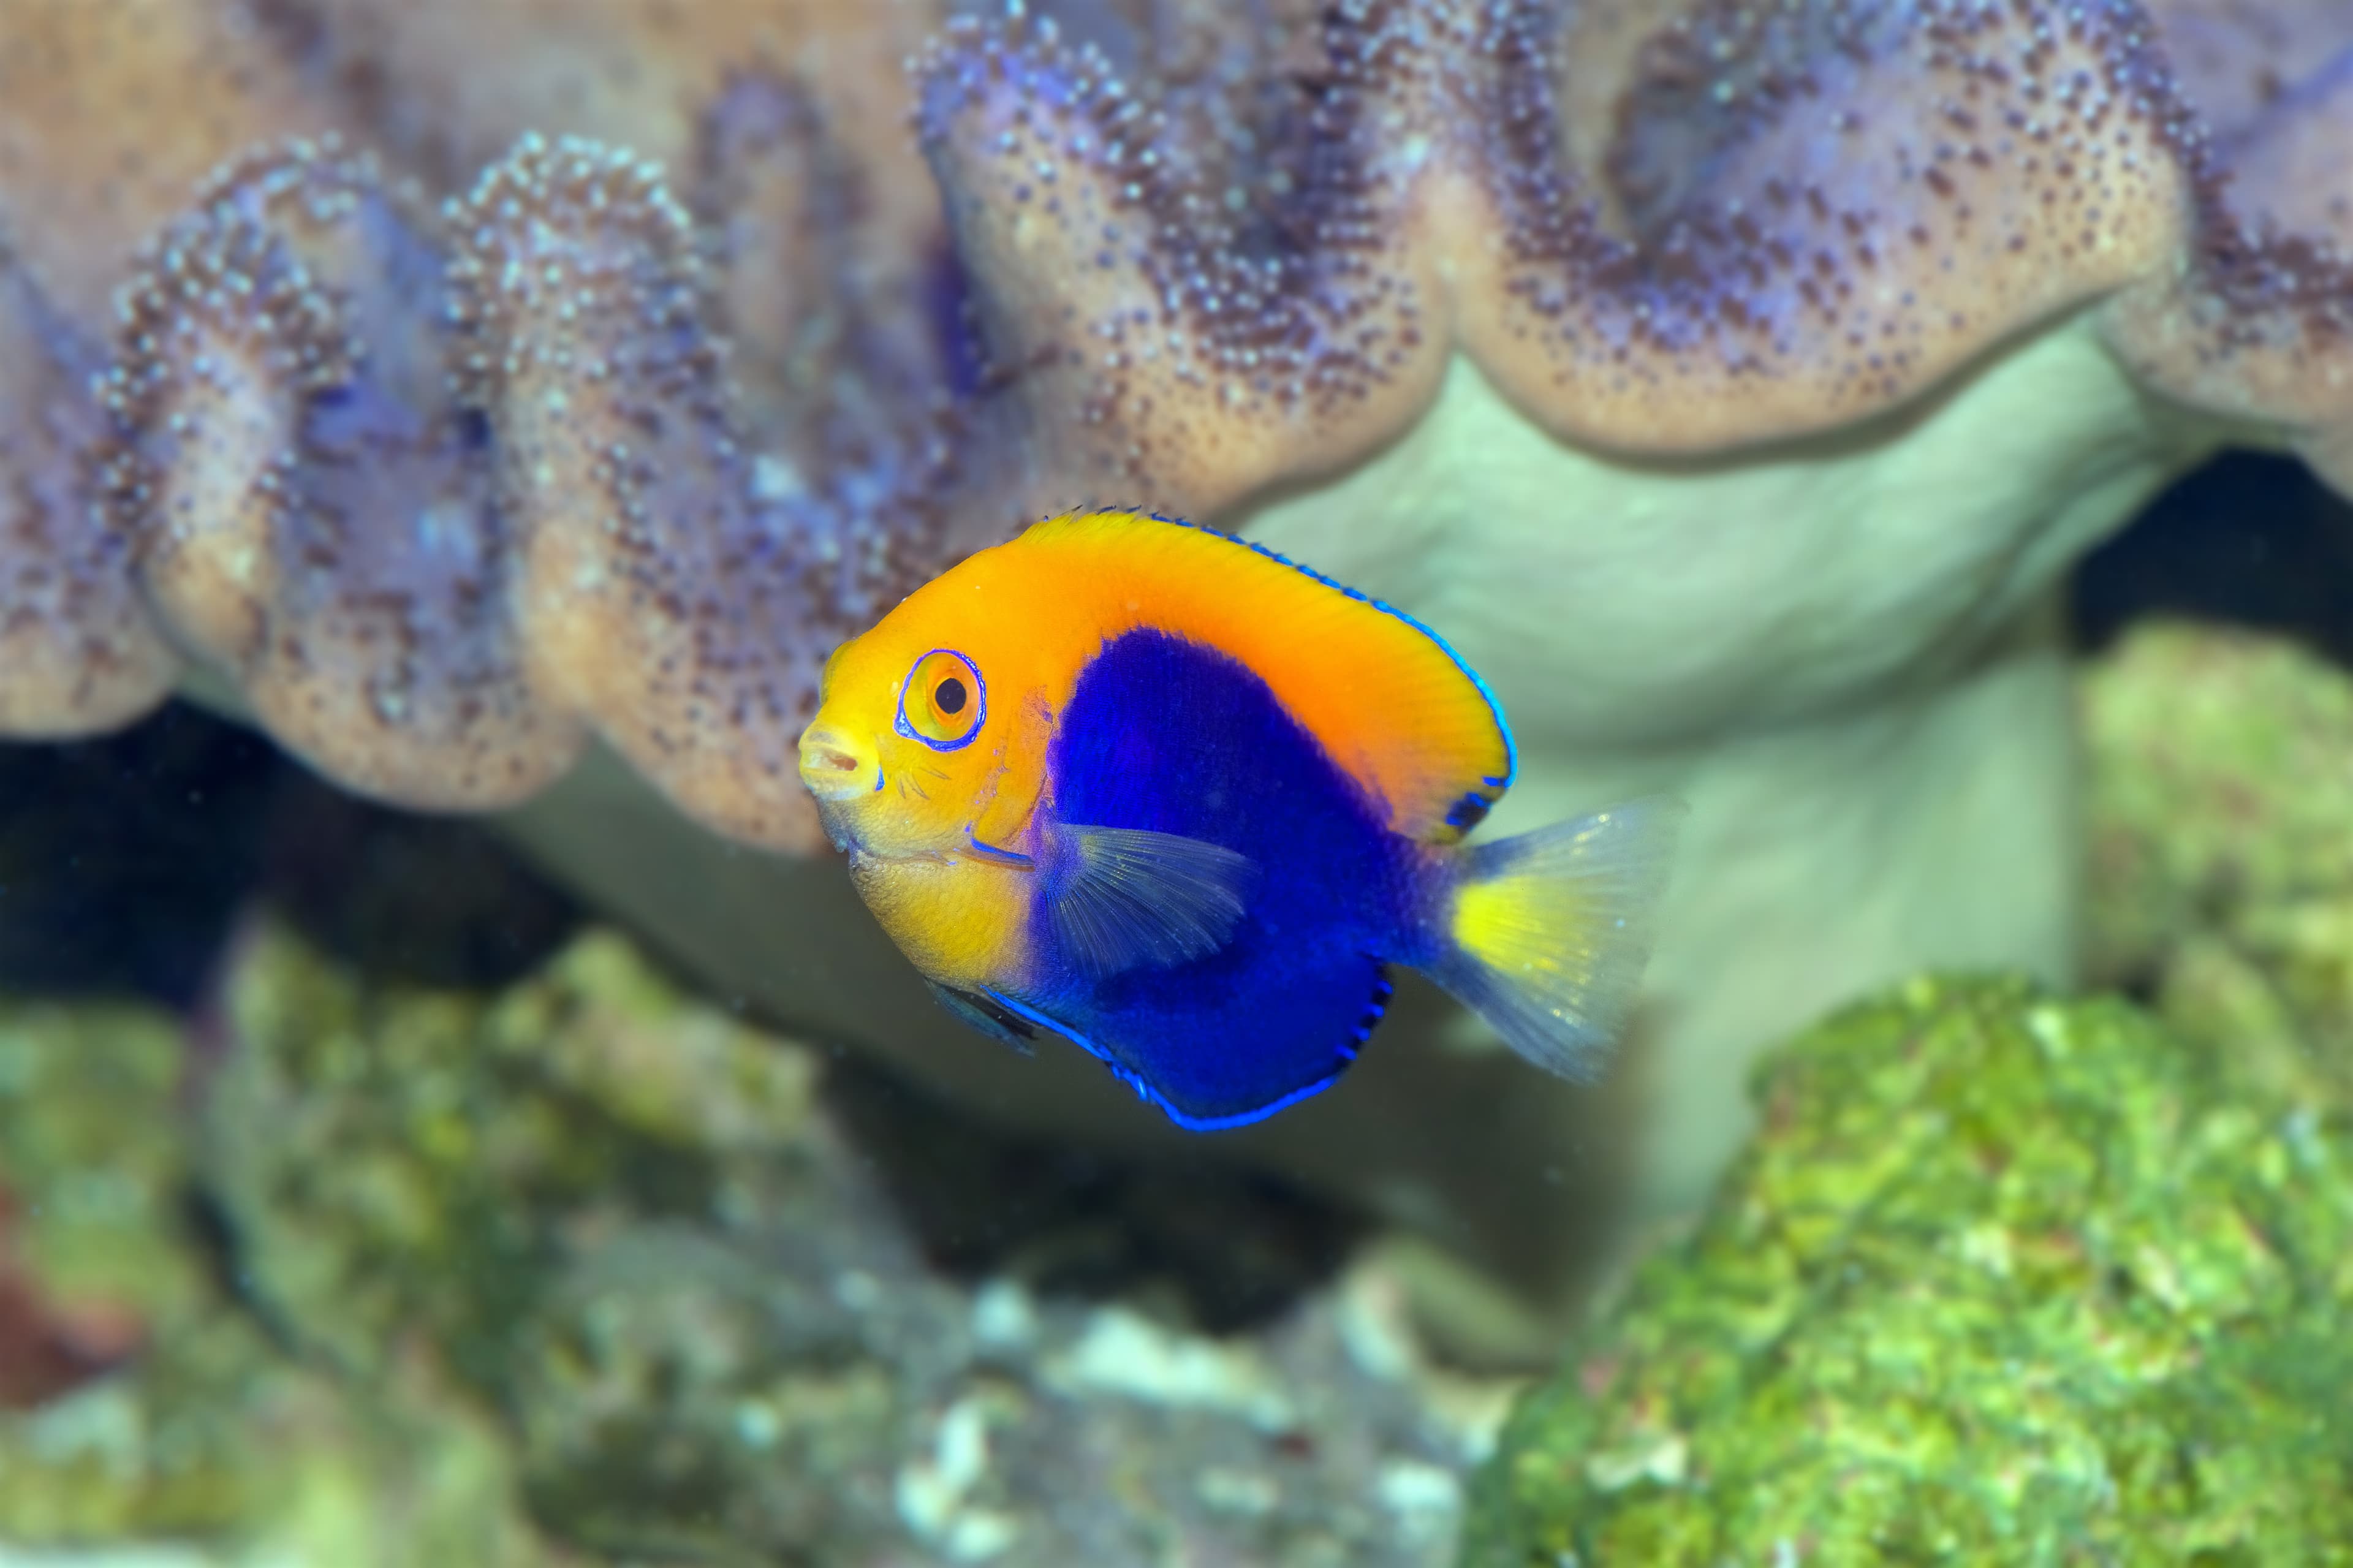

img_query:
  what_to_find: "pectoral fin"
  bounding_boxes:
[1042,823,1254,979]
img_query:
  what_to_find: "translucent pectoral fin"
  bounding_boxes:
[1042,822,1255,979]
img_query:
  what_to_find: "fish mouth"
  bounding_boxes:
[797,724,879,805]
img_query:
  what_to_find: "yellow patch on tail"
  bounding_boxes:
[1431,798,1687,1082]
[1452,855,1613,995]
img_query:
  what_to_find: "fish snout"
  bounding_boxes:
[797,724,877,803]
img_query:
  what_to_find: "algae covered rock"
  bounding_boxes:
[200,917,872,1556]
[1460,976,2353,1566]
[0,988,563,1565]
[0,998,194,1367]
[2083,621,2353,1102]
[201,918,824,1390]
[202,915,1489,1565]
[0,994,244,1541]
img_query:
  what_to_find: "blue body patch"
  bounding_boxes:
[1008,628,1420,1129]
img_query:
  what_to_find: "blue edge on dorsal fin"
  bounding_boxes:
[980,967,1395,1132]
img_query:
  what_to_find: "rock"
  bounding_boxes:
[23,618,2344,1563]
[197,915,1506,1565]
[0,987,563,1564]
[0,702,1513,1563]
[2082,621,2353,1104]
[1459,976,2353,1564]
[0,999,183,1410]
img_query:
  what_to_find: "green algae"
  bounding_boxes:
[0,996,268,1542]
[203,920,819,1384]
[2083,623,2353,954]
[201,912,1475,1565]
[0,917,863,1564]
[0,985,572,1563]
[1460,975,2353,1566]
[15,616,2347,1564]
[2083,621,2353,1103]
[202,917,900,1561]
[0,999,197,1327]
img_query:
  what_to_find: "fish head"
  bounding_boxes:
[796,551,1053,862]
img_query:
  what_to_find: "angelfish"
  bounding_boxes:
[795,507,1684,1130]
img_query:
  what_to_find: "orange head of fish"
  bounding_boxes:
[795,548,1062,863]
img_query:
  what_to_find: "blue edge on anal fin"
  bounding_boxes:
[1338,971,1395,1064]
[979,966,1394,1132]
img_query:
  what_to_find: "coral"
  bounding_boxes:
[0,0,327,737]
[1458,975,2353,1565]
[199,920,828,1389]
[0,892,1507,1562]
[198,914,1500,1564]
[6,1,2349,807]
[2083,623,2353,960]
[7,0,2353,1335]
[2082,619,2353,1104]
[0,1001,186,1418]
[0,988,562,1562]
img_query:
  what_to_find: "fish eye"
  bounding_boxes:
[896,649,985,750]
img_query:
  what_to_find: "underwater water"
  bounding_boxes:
[0,448,2347,1566]
[5,5,2353,1564]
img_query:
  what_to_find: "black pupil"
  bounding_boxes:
[934,676,968,716]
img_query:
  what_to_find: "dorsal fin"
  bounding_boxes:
[1005,509,1515,843]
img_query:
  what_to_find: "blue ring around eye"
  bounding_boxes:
[894,649,987,751]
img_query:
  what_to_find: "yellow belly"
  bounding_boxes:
[851,853,1034,991]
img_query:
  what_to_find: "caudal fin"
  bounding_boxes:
[1427,796,1686,1083]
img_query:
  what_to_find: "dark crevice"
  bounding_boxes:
[2070,449,2353,671]
[823,1051,1363,1335]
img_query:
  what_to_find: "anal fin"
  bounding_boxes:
[926,981,1037,1056]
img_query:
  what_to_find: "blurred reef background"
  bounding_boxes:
[3,450,2352,1564]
